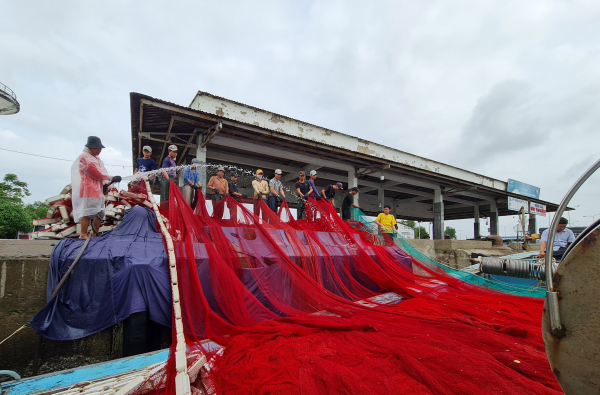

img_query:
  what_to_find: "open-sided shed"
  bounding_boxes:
[130,91,559,239]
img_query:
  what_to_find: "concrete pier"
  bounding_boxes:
[0,241,114,380]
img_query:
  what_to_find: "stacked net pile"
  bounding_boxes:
[32,183,152,239]
[138,182,561,394]
[350,206,545,298]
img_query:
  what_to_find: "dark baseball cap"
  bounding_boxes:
[350,187,359,192]
[299,171,305,176]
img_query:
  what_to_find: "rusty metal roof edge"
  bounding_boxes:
[191,90,512,188]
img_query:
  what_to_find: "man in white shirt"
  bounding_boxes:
[268,169,286,213]
[539,217,576,260]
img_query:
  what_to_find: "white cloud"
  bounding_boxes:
[1,0,599,233]
[0,129,19,140]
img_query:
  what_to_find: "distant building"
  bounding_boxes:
[397,223,415,239]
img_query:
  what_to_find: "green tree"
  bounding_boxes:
[0,173,31,203]
[0,200,32,238]
[24,201,50,223]
[400,220,416,229]
[415,226,430,239]
[0,174,46,238]
[400,220,430,239]
[444,227,457,239]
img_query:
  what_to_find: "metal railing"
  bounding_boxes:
[0,82,17,101]
[546,157,600,338]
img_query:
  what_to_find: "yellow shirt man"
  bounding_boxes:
[375,206,397,233]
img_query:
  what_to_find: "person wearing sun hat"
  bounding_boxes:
[252,169,269,201]
[251,169,269,216]
[71,136,121,238]
[207,166,229,202]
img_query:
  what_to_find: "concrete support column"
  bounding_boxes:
[433,187,444,239]
[489,199,499,236]
[348,170,358,206]
[474,205,480,238]
[378,187,385,210]
[529,214,537,235]
[177,167,184,188]
[196,136,207,195]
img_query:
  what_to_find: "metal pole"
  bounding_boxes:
[545,158,600,338]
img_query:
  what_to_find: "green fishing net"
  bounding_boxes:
[350,207,544,298]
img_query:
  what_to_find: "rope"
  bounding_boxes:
[0,323,29,346]
[0,147,130,168]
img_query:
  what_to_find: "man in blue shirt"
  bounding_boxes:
[308,170,321,199]
[134,146,157,175]
[540,217,576,260]
[182,158,202,206]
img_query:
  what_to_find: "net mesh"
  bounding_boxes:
[350,207,545,298]
[137,182,560,394]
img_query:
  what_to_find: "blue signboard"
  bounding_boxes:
[507,179,540,200]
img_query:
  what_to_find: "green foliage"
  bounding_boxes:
[0,174,48,238]
[415,226,430,239]
[24,201,50,222]
[400,220,416,229]
[0,173,31,203]
[400,220,430,239]
[444,227,457,239]
[0,200,32,238]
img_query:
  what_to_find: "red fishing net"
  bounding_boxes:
[140,182,561,394]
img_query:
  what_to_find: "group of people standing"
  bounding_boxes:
[133,144,366,221]
[72,136,401,238]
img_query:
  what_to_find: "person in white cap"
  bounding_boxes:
[160,145,178,203]
[182,158,202,206]
[268,169,286,212]
[308,170,321,199]
[134,146,157,174]
[207,166,229,201]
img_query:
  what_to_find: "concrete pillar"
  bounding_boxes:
[348,170,358,206]
[433,187,444,239]
[177,166,184,188]
[474,205,480,238]
[196,136,207,195]
[378,187,385,211]
[489,199,499,236]
[529,214,537,235]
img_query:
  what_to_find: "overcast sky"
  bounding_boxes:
[1,0,599,238]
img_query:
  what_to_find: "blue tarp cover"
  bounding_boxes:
[30,207,172,340]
